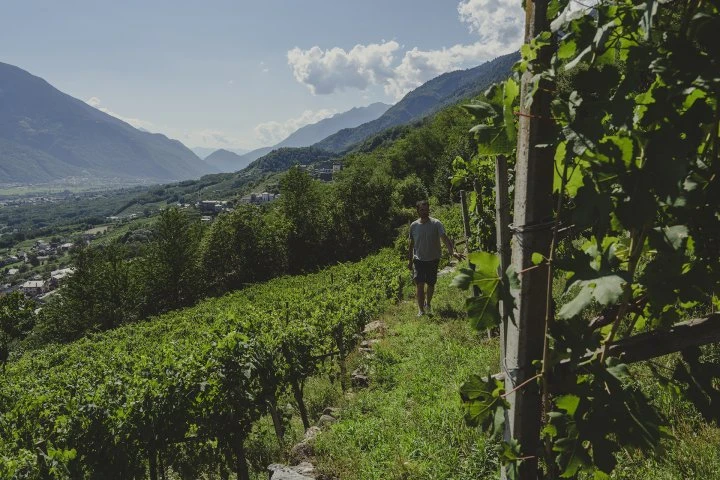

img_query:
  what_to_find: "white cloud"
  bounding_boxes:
[85,97,156,131]
[286,0,523,100]
[287,41,399,95]
[254,109,337,145]
[385,40,515,99]
[457,0,524,46]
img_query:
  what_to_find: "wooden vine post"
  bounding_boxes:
[502,1,554,478]
[495,154,511,354]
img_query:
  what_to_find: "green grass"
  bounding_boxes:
[310,273,501,480]
[289,269,720,480]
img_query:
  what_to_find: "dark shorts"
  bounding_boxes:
[413,259,440,285]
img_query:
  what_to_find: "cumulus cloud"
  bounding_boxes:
[254,109,337,145]
[85,97,156,131]
[286,0,523,100]
[287,41,399,95]
[385,41,515,99]
[457,0,524,46]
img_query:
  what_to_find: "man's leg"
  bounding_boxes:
[426,283,435,310]
[425,260,439,313]
[416,281,426,314]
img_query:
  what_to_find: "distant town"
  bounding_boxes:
[0,162,343,304]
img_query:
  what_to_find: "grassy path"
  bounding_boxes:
[311,273,500,479]
[298,272,720,480]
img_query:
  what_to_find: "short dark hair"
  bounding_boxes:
[416,199,429,208]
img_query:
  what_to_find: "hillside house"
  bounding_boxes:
[21,280,47,296]
[239,192,280,204]
[50,268,75,286]
[199,200,229,213]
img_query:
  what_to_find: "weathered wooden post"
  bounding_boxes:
[495,154,511,352]
[502,1,555,478]
[460,190,472,252]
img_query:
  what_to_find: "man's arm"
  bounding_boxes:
[408,235,414,270]
[441,233,464,260]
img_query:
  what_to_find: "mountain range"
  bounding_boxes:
[0,62,214,184]
[214,53,517,176]
[313,52,519,153]
[0,52,516,185]
[210,102,391,173]
[191,146,248,160]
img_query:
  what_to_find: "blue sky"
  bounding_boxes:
[1,0,524,151]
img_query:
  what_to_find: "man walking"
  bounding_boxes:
[408,200,463,316]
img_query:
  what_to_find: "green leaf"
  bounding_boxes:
[605,357,630,381]
[565,45,592,71]
[657,225,689,251]
[468,191,478,213]
[450,269,473,290]
[558,40,578,60]
[503,78,519,144]
[558,275,626,319]
[463,103,497,120]
[532,252,545,265]
[683,87,706,110]
[460,374,507,431]
[602,135,635,167]
[466,295,501,331]
[555,394,581,416]
[459,373,490,401]
[468,251,501,278]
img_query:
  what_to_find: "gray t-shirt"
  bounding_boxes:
[409,217,446,261]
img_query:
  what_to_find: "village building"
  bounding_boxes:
[21,280,47,296]
[50,268,75,286]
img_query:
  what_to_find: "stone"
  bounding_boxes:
[362,320,386,335]
[317,414,337,428]
[360,339,380,348]
[438,265,456,276]
[304,426,321,441]
[322,407,340,417]
[351,373,369,388]
[268,462,316,479]
[288,441,314,465]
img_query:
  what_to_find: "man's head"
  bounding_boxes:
[416,200,430,220]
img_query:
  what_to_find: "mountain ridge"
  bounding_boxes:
[0,62,214,184]
[212,102,391,173]
[312,52,519,153]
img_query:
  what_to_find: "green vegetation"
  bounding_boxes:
[0,250,403,479]
[289,275,720,479]
[449,1,720,478]
[313,274,500,479]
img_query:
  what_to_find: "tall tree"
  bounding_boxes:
[144,208,201,314]
[279,167,329,272]
[0,292,35,369]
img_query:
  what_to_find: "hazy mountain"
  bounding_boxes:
[213,102,391,173]
[215,147,274,173]
[274,102,390,149]
[313,52,519,153]
[0,62,213,184]
[203,149,256,172]
[191,146,248,159]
